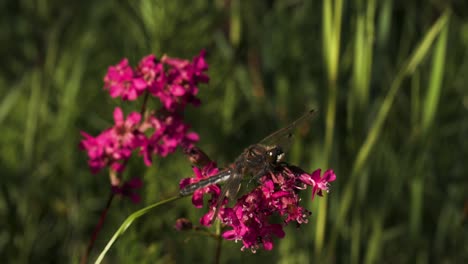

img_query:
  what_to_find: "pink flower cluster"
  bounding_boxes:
[179,163,336,252]
[81,51,209,202]
[104,50,209,111]
[80,108,199,173]
[140,112,200,166]
[80,107,145,173]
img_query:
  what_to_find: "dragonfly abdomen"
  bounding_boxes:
[180,170,232,196]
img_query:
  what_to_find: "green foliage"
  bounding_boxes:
[1,0,467,263]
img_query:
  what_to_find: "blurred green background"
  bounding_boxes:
[1,0,467,263]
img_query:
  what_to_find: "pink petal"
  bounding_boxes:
[109,86,121,98]
[192,190,204,208]
[263,240,273,250]
[200,211,214,226]
[127,112,141,125]
[113,107,124,124]
[185,132,199,142]
[170,84,186,96]
[222,230,238,240]
[310,168,322,182]
[132,78,147,90]
[323,169,336,182]
[179,178,192,189]
[125,89,138,101]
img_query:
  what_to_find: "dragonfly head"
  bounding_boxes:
[266,147,285,164]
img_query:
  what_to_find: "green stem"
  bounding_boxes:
[140,90,150,116]
[214,220,223,264]
[94,195,183,264]
[81,191,114,264]
[214,234,223,264]
[190,228,219,240]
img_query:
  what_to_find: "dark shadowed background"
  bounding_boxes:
[1,0,467,263]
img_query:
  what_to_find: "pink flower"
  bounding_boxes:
[140,112,199,166]
[137,55,166,94]
[79,131,113,173]
[298,168,336,199]
[180,161,337,252]
[191,50,210,83]
[103,59,147,101]
[103,51,208,110]
[220,199,286,252]
[149,50,209,111]
[111,107,143,147]
[79,107,145,173]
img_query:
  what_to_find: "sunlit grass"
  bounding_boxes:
[0,1,467,263]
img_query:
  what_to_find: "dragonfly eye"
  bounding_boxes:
[267,148,284,164]
[266,150,275,163]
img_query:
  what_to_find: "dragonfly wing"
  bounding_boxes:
[259,109,316,152]
[211,172,243,222]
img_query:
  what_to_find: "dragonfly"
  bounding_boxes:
[180,109,316,216]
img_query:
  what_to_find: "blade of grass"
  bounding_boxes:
[409,17,449,242]
[411,71,421,134]
[333,9,450,250]
[421,16,449,133]
[352,0,375,109]
[350,212,361,264]
[363,215,383,264]
[95,195,182,264]
[230,0,241,47]
[409,176,424,239]
[24,70,41,165]
[339,9,449,221]
[322,0,342,83]
[0,78,24,125]
[318,0,343,255]
[376,0,392,48]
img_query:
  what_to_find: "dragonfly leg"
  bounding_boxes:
[247,166,269,187]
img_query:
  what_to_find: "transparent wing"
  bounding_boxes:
[259,109,316,152]
[211,172,243,221]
